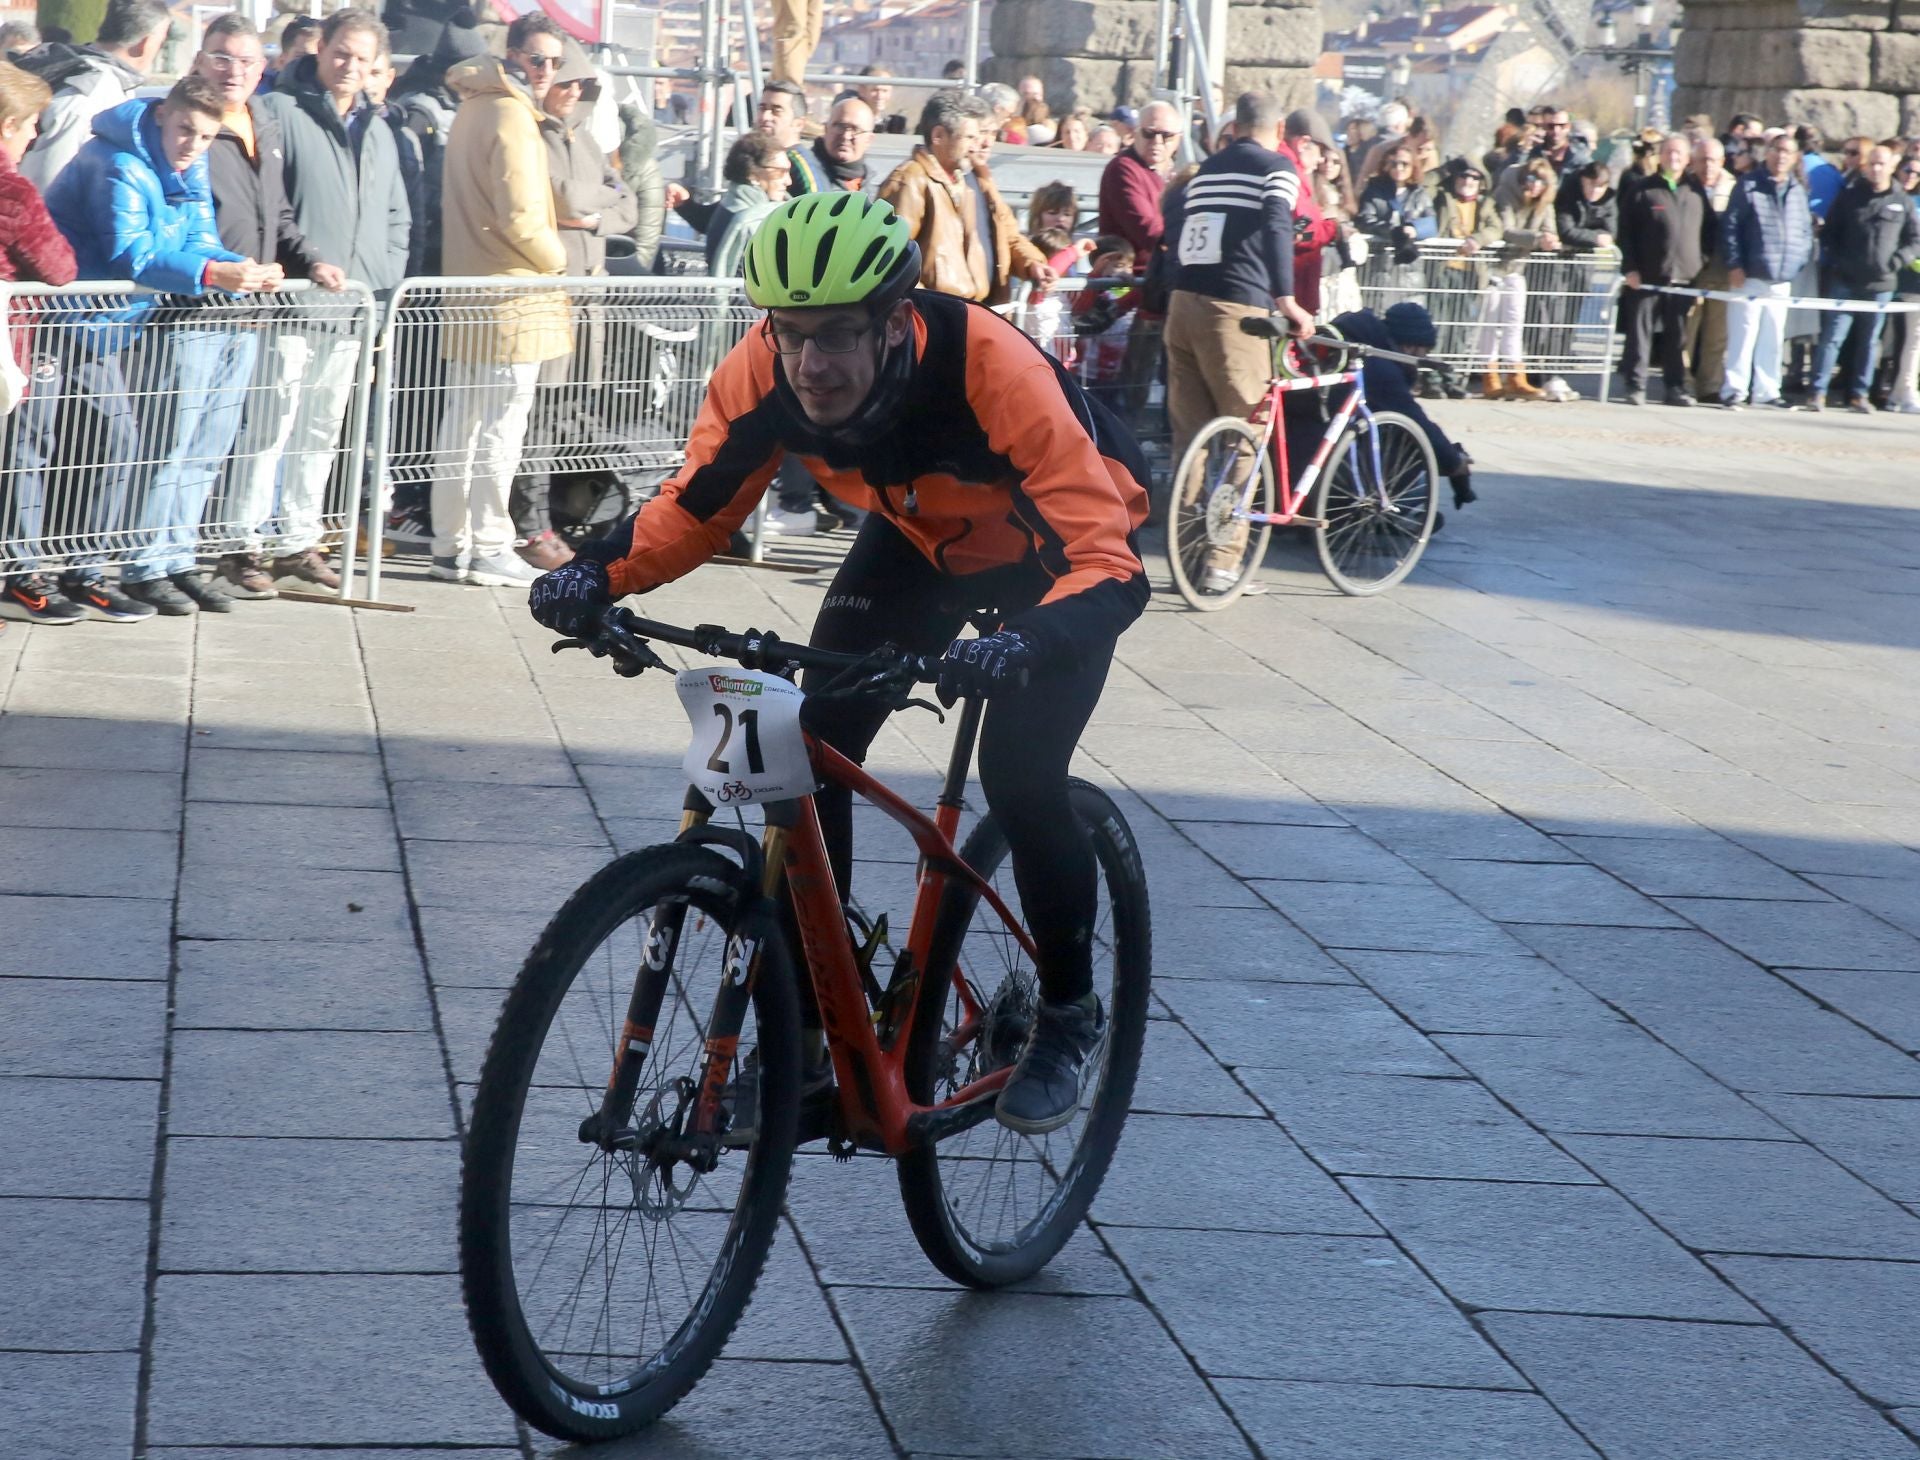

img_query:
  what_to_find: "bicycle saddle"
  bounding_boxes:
[1238,315,1287,339]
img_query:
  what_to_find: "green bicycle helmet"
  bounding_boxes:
[742,192,920,311]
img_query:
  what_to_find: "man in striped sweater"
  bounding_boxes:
[1161,90,1314,591]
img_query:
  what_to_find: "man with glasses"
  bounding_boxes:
[1530,106,1588,180]
[529,194,1153,1134]
[423,9,568,586]
[789,95,874,196]
[195,12,350,600]
[1097,98,1181,264]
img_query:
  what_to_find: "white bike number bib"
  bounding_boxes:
[676,668,815,807]
[1178,212,1224,266]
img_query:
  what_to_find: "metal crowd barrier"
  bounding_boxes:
[361,274,765,598]
[1348,239,1624,380]
[2,280,379,588]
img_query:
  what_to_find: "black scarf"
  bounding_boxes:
[809,136,867,191]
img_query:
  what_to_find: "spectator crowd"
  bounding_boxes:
[3,0,1918,633]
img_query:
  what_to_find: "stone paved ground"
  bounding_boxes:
[3,399,1920,1459]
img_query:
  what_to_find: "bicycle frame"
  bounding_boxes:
[1230,367,1386,526]
[591,694,1036,1163]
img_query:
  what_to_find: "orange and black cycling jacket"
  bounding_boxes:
[575,290,1154,666]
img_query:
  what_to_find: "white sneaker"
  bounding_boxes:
[429,555,470,584]
[1893,401,1920,416]
[466,552,540,587]
[1542,376,1577,402]
[1202,567,1240,594]
[761,506,817,538]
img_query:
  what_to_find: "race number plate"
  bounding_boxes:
[675,668,816,807]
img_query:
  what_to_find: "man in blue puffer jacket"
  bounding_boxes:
[46,76,280,614]
[1719,132,1815,410]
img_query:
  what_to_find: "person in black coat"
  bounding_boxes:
[1616,133,1715,405]
[1556,161,1618,251]
[1807,143,1920,411]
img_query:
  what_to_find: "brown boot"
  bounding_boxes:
[271,548,342,591]
[1505,369,1544,400]
[1480,370,1504,398]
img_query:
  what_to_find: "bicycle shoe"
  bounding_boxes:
[995,992,1105,1136]
[721,1048,836,1148]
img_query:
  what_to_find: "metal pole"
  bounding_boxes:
[963,0,981,86]
[334,283,378,602]
[1153,0,1172,91]
[1177,0,1219,141]
[362,282,405,603]
[736,0,765,112]
[701,0,725,196]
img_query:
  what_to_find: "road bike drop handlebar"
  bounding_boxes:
[1238,317,1437,372]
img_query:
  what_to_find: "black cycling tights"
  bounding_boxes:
[795,516,1113,1005]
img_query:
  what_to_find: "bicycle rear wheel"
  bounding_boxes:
[1167,417,1276,611]
[1310,409,1439,595]
[896,780,1151,1288]
[459,844,800,1442]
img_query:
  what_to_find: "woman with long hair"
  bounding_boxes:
[1475,158,1562,398]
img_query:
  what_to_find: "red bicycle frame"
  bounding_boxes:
[1246,367,1368,525]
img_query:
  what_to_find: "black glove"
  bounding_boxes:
[936,629,1036,706]
[528,558,610,635]
[1449,469,1476,510]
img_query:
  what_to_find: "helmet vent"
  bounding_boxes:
[773,228,791,287]
[812,227,839,287]
[829,191,854,217]
[852,236,887,282]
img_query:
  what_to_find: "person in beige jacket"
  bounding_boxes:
[428,14,570,586]
[876,89,990,300]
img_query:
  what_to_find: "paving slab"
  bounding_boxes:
[1709,1255,1920,1407]
[1130,1017,1264,1116]
[1251,878,1524,955]
[1480,1311,1917,1460]
[784,1154,1131,1296]
[401,838,609,913]
[1106,1226,1522,1387]
[0,765,181,830]
[0,1197,149,1349]
[1555,833,1826,901]
[186,746,389,807]
[176,863,415,944]
[1423,857,1686,927]
[191,694,381,754]
[1151,901,1355,982]
[0,976,167,1077]
[1215,1378,1599,1460]
[0,826,178,898]
[1179,820,1427,885]
[1239,1069,1594,1183]
[0,1076,159,1198]
[1776,968,1920,1053]
[1663,896,1920,971]
[1333,949,1624,1035]
[1156,979,1458,1076]
[146,1274,520,1447]
[167,1029,453,1139]
[181,801,402,873]
[1748,1094,1920,1203]
[0,711,185,772]
[391,777,607,844]
[1437,1030,1786,1138]
[0,1352,140,1460]
[1563,1135,1920,1259]
[159,1136,459,1273]
[0,893,171,976]
[834,1286,1253,1460]
[1091,1113,1380,1234]
[174,938,432,1032]
[1346,1176,1759,1320]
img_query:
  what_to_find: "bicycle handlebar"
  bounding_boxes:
[1240,317,1440,372]
[555,605,946,694]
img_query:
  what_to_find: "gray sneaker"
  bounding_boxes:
[429,556,470,584]
[466,552,540,587]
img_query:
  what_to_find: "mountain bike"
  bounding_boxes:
[1167,323,1440,609]
[458,606,1152,1442]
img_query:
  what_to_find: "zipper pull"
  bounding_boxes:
[902,489,919,515]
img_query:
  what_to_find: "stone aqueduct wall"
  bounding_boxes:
[981,0,1919,139]
[983,0,1322,115]
[1663,0,1918,139]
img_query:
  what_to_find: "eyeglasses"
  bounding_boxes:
[763,319,873,357]
[517,53,562,71]
[827,122,873,136]
[201,50,263,69]
[1140,128,1179,142]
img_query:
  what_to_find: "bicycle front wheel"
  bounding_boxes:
[896,780,1151,1288]
[1311,409,1439,595]
[1167,416,1276,611]
[459,844,800,1442]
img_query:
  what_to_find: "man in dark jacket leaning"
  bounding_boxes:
[189,12,350,599]
[1806,143,1920,414]
[1616,131,1714,406]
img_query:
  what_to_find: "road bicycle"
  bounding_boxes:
[1167,322,1441,609]
[458,606,1152,1442]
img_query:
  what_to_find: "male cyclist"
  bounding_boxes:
[528,194,1151,1134]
